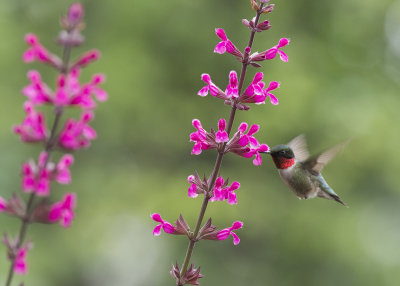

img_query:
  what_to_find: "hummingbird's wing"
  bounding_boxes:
[303,141,348,174]
[287,134,309,162]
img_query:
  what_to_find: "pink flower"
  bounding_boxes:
[217,221,243,245]
[22,152,74,196]
[67,3,84,24]
[210,177,241,205]
[71,49,101,69]
[225,71,239,99]
[13,102,48,142]
[215,119,229,143]
[225,122,269,165]
[58,111,97,150]
[151,213,175,236]
[23,34,62,68]
[22,70,53,105]
[14,246,30,275]
[197,74,226,99]
[214,29,242,58]
[0,196,7,212]
[187,175,198,198]
[265,38,290,62]
[22,69,107,109]
[190,119,213,155]
[237,72,280,107]
[263,81,279,105]
[48,193,77,228]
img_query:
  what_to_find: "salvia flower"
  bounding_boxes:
[22,70,53,105]
[48,193,77,228]
[217,221,244,245]
[151,213,175,236]
[214,28,242,58]
[23,69,107,109]
[225,122,269,165]
[189,119,215,155]
[0,197,7,212]
[22,152,74,196]
[14,245,31,275]
[215,119,229,143]
[197,73,227,99]
[58,111,97,150]
[13,102,48,142]
[23,34,62,68]
[187,172,209,198]
[264,38,290,62]
[210,177,241,205]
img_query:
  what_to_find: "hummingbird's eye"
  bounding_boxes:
[279,150,285,155]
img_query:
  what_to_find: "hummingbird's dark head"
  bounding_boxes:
[269,145,296,169]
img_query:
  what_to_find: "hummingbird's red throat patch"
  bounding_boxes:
[272,157,295,169]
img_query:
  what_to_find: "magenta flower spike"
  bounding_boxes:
[2,3,107,283]
[265,38,290,62]
[217,221,244,245]
[13,246,30,275]
[151,213,175,236]
[155,1,290,283]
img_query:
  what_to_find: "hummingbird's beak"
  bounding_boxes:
[260,150,270,154]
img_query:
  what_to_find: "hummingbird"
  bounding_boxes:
[266,135,347,206]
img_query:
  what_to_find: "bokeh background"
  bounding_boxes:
[1,0,400,285]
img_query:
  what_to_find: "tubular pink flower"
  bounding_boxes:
[58,111,97,150]
[48,193,77,228]
[197,73,224,98]
[23,34,61,68]
[21,152,74,196]
[215,119,229,143]
[22,70,53,105]
[226,123,269,165]
[217,221,243,245]
[265,38,290,62]
[264,81,279,105]
[13,102,48,143]
[225,71,239,99]
[71,49,101,69]
[213,29,242,58]
[14,246,30,275]
[210,177,241,205]
[0,196,7,212]
[151,213,175,236]
[187,175,198,198]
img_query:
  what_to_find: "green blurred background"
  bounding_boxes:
[1,0,400,285]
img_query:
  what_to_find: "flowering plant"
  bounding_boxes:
[1,3,106,285]
[151,0,289,284]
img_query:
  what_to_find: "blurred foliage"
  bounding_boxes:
[1,0,400,285]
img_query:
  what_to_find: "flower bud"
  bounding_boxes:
[250,0,260,11]
[261,4,275,14]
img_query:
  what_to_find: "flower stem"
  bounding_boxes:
[4,40,71,286]
[178,6,264,285]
